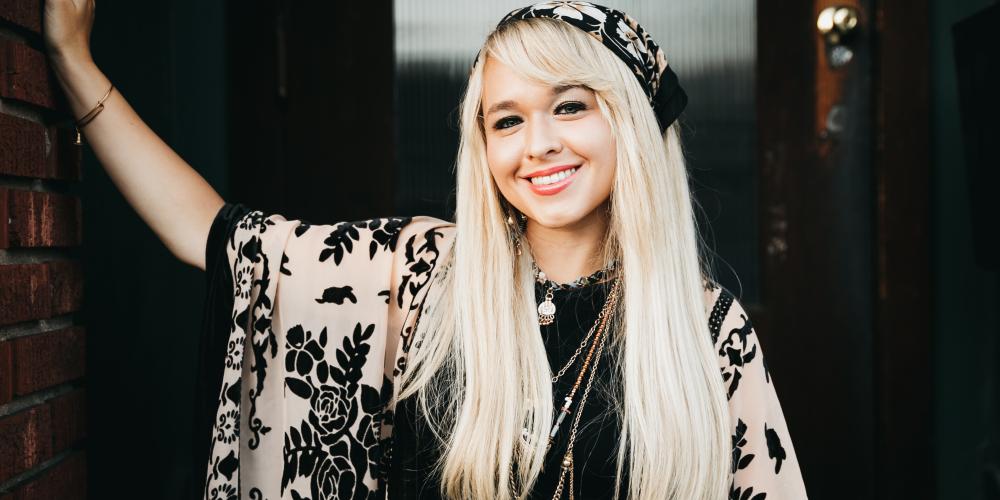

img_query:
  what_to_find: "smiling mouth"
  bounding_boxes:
[529,167,578,186]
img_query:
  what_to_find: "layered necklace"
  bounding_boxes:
[510,263,622,500]
[533,260,618,326]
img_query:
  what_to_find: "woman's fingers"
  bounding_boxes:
[42,0,96,61]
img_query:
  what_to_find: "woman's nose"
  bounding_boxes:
[525,117,563,159]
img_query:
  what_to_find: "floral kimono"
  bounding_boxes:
[196,203,808,499]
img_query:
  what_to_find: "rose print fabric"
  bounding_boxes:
[197,203,808,499]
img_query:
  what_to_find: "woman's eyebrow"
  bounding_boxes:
[553,84,583,95]
[485,100,517,117]
[483,85,584,117]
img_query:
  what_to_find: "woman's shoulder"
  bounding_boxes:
[700,280,773,400]
[700,280,748,323]
[211,205,457,282]
[399,215,456,242]
[282,213,455,245]
[272,214,456,277]
[232,208,455,257]
[701,281,753,345]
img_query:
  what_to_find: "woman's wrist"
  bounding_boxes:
[48,47,94,77]
[48,53,109,121]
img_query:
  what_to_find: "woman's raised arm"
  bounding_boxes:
[44,0,225,271]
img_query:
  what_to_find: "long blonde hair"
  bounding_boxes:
[397,18,731,499]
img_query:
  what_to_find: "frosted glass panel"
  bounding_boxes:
[394,0,758,301]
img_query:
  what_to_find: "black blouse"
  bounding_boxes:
[388,275,628,499]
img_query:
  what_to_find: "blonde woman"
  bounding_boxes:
[45,0,807,498]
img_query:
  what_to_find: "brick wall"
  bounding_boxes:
[0,3,87,499]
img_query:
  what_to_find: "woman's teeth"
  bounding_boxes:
[530,167,577,186]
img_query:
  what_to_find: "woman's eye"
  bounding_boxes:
[493,116,522,130]
[556,101,586,114]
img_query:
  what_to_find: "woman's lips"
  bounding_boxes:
[526,166,580,196]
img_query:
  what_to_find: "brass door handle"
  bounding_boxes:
[817,6,860,44]
[817,6,861,68]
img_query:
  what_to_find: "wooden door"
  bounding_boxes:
[756,0,930,498]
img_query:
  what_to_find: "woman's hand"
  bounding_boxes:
[43,0,96,65]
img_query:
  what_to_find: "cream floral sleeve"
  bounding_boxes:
[199,203,454,500]
[706,285,809,499]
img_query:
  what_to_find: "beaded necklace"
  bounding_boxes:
[511,278,621,499]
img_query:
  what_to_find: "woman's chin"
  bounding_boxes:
[525,208,590,231]
[522,196,611,233]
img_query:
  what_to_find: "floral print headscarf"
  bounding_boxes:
[488,1,688,131]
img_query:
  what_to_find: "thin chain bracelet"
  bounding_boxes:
[73,83,115,146]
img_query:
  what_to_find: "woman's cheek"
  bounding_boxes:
[487,138,522,181]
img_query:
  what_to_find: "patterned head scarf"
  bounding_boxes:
[482,1,687,132]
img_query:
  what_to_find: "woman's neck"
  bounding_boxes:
[524,206,610,284]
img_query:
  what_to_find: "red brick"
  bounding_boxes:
[0,39,57,110]
[0,264,50,325]
[6,453,86,500]
[0,0,43,33]
[0,115,81,181]
[0,113,47,179]
[47,390,86,452]
[0,342,12,405]
[0,406,53,483]
[47,261,84,316]
[0,261,84,326]
[11,327,85,396]
[1,190,82,249]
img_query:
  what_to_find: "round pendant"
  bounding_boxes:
[538,299,556,316]
[538,300,556,325]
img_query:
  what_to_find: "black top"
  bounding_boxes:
[192,202,254,500]
[388,275,628,499]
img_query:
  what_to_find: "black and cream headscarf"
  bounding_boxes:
[485,1,688,131]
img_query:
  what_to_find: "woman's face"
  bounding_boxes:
[480,57,616,232]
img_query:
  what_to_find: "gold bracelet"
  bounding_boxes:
[74,83,115,146]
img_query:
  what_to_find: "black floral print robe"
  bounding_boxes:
[198,203,808,499]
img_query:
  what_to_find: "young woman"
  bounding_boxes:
[44,1,807,498]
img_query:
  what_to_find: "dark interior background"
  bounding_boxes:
[81,1,998,499]
[84,1,227,497]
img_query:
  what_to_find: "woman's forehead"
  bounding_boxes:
[481,58,589,103]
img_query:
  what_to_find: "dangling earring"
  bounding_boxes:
[504,207,526,255]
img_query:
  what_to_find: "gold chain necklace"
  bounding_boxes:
[551,321,597,383]
[510,278,621,499]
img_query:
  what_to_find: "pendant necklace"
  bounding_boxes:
[532,260,617,327]
[538,281,558,326]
